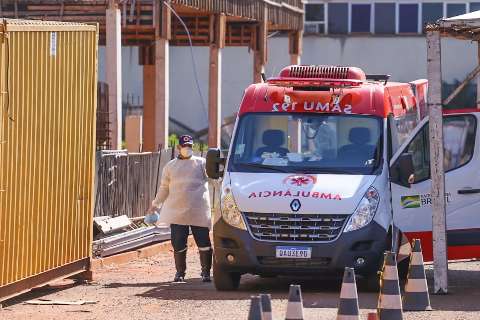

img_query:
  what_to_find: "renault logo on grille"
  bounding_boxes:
[290,199,301,212]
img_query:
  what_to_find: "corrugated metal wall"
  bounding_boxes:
[0,20,98,297]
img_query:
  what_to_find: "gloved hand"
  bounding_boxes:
[147,205,159,214]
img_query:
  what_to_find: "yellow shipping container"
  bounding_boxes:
[0,19,98,301]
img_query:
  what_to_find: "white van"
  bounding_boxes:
[206,65,480,290]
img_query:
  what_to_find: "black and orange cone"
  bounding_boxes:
[285,284,304,320]
[260,293,272,320]
[248,295,263,320]
[377,251,403,320]
[403,239,432,311]
[336,267,359,320]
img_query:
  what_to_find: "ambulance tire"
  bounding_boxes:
[359,273,380,292]
[213,259,241,291]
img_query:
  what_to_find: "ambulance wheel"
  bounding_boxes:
[213,259,241,291]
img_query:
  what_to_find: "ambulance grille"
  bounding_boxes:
[243,212,349,242]
[289,66,350,79]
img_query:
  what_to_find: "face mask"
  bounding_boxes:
[180,147,193,158]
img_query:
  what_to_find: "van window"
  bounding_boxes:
[389,109,418,155]
[404,115,476,183]
[229,113,383,175]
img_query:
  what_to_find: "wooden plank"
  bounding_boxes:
[0,258,90,302]
[443,64,480,105]
[426,30,448,294]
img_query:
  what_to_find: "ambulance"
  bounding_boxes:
[206,65,480,290]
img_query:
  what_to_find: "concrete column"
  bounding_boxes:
[142,40,169,151]
[143,1,170,151]
[253,7,268,84]
[477,42,480,109]
[426,29,448,294]
[155,38,169,150]
[125,115,143,152]
[208,14,225,148]
[106,6,122,150]
[208,44,222,148]
[289,31,303,65]
[142,63,155,151]
[253,50,265,84]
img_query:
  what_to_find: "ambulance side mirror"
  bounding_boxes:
[206,148,225,179]
[390,153,415,188]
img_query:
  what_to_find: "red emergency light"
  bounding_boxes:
[267,65,366,88]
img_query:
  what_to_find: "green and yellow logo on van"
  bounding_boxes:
[401,195,421,209]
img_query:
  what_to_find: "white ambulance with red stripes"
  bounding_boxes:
[206,65,480,290]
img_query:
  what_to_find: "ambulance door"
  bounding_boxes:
[390,113,480,261]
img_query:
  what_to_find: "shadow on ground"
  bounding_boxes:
[103,268,480,311]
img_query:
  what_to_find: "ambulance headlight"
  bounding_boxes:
[221,186,247,230]
[344,187,379,232]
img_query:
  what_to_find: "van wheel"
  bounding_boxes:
[213,259,241,291]
[359,272,380,292]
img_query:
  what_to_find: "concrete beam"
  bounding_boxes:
[106,6,122,149]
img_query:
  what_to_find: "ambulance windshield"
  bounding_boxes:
[229,113,383,175]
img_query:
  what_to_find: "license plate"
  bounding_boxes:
[275,246,312,259]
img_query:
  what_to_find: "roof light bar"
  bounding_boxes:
[267,77,363,88]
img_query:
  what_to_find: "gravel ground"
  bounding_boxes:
[2,247,480,320]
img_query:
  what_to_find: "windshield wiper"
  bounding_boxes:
[303,168,359,174]
[237,162,290,173]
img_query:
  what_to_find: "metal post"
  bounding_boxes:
[426,29,448,294]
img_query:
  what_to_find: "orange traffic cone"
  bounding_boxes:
[248,295,263,320]
[285,284,304,320]
[367,312,378,320]
[336,267,359,320]
[377,251,403,320]
[403,239,432,311]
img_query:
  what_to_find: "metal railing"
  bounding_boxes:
[94,148,208,218]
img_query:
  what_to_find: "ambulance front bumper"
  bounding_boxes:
[213,218,388,277]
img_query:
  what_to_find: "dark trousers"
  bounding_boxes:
[170,224,211,252]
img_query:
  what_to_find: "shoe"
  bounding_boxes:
[173,250,187,282]
[201,272,211,282]
[174,272,185,282]
[199,249,213,283]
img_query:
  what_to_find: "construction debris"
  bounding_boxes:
[93,225,170,258]
[25,299,97,306]
[94,215,132,235]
